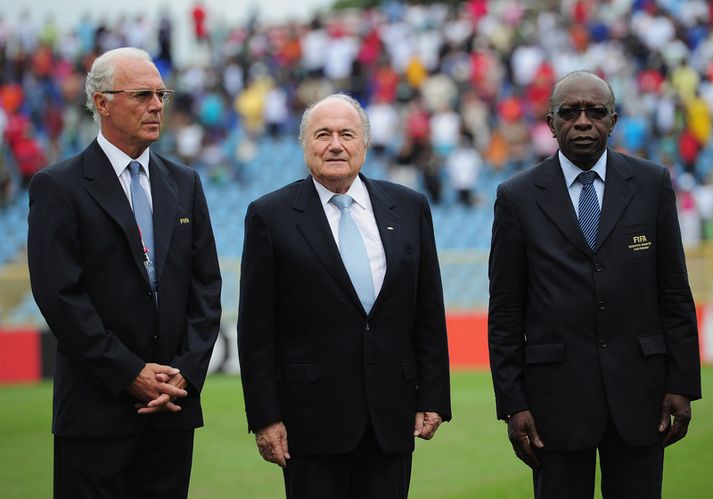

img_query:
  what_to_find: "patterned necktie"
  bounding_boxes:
[330,194,375,313]
[128,161,156,290]
[577,170,600,250]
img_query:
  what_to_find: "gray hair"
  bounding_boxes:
[85,47,154,123]
[298,93,371,149]
[549,70,616,113]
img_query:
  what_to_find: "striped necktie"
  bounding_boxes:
[577,170,600,250]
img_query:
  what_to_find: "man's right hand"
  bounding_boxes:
[256,421,290,468]
[126,363,188,410]
[508,410,544,470]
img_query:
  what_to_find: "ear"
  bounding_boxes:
[608,112,618,135]
[93,92,111,117]
[546,113,556,137]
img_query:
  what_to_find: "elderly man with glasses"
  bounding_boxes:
[27,47,222,499]
[488,70,701,499]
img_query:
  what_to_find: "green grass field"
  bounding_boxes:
[1,368,712,498]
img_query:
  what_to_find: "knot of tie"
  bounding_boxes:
[330,194,354,210]
[577,170,597,186]
[129,160,142,177]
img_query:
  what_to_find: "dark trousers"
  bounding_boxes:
[54,427,194,499]
[283,423,412,499]
[533,420,664,499]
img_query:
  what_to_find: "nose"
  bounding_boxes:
[573,109,592,128]
[148,92,164,111]
[328,133,344,150]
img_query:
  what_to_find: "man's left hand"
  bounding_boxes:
[658,393,692,447]
[135,372,188,414]
[414,411,442,440]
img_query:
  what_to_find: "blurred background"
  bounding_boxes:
[1,1,713,497]
[1,0,712,374]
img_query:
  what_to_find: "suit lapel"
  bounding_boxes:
[293,177,364,311]
[597,150,635,249]
[535,155,592,256]
[148,153,178,283]
[361,175,401,316]
[83,140,149,282]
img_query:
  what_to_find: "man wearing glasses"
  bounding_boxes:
[27,47,222,498]
[488,70,701,498]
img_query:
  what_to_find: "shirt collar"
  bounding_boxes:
[97,131,151,178]
[313,175,368,209]
[559,149,607,187]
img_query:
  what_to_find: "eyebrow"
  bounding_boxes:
[313,126,358,135]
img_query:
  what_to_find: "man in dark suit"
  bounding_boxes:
[238,93,451,499]
[488,70,702,498]
[27,47,222,499]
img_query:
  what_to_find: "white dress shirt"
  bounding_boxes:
[560,149,607,217]
[98,132,153,210]
[313,175,387,298]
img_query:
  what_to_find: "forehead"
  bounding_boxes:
[554,76,611,107]
[113,57,163,88]
[307,99,362,131]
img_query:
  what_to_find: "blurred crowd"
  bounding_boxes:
[1,0,713,246]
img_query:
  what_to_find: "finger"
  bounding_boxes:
[419,416,440,440]
[137,405,163,414]
[164,400,182,413]
[158,383,188,399]
[155,373,171,382]
[662,417,689,447]
[280,432,290,464]
[147,393,172,407]
[529,426,544,449]
[513,436,540,470]
[658,406,672,433]
[413,412,425,436]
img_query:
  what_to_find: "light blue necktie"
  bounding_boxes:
[577,170,600,250]
[128,161,156,291]
[330,194,375,313]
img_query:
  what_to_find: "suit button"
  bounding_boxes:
[153,335,158,343]
[600,339,607,348]
[598,301,606,310]
[147,291,153,300]
[594,263,603,272]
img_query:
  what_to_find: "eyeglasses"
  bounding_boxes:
[100,89,174,104]
[553,106,610,121]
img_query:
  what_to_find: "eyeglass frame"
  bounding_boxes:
[552,105,612,122]
[99,89,175,104]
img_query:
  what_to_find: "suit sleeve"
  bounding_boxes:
[487,183,530,420]
[237,201,282,432]
[413,196,452,420]
[655,168,701,399]
[169,171,222,393]
[27,169,145,395]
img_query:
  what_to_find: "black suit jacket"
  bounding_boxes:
[28,139,222,437]
[488,150,701,451]
[238,174,451,455]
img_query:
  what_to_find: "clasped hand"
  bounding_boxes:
[126,362,188,414]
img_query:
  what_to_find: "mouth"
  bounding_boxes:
[572,136,595,144]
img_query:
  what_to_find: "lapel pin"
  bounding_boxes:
[386,226,394,230]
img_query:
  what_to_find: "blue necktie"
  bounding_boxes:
[330,194,375,313]
[577,170,600,250]
[128,161,156,290]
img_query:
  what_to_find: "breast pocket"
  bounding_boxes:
[620,221,655,259]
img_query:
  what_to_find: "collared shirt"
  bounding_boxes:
[313,175,387,298]
[97,132,153,210]
[560,149,607,218]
